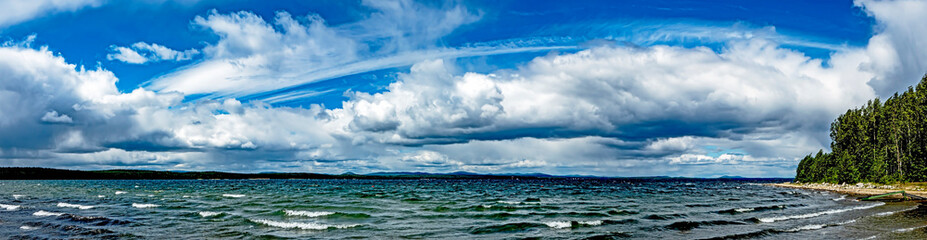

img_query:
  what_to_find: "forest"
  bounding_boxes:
[796,75,927,183]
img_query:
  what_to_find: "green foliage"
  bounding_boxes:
[797,75,927,183]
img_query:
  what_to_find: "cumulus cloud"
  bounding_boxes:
[107,42,199,64]
[3,0,927,177]
[144,2,574,101]
[0,0,103,28]
[854,0,927,96]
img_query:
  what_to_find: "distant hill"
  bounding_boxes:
[0,167,790,181]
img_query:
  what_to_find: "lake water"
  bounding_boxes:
[1,179,926,239]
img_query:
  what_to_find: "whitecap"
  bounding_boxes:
[12,194,24,199]
[250,219,360,230]
[115,191,127,195]
[545,221,572,229]
[757,202,884,223]
[832,195,846,201]
[199,211,221,217]
[735,208,755,212]
[284,210,335,217]
[894,225,927,233]
[97,195,105,198]
[544,220,602,229]
[222,194,246,198]
[786,218,856,232]
[33,210,64,217]
[57,202,94,210]
[19,225,38,230]
[579,220,603,226]
[875,206,917,217]
[132,203,160,209]
[497,200,520,204]
[787,224,826,232]
[0,203,20,211]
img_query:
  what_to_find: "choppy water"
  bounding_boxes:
[1,179,926,239]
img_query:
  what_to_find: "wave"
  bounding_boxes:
[20,225,39,230]
[643,213,686,220]
[115,191,127,195]
[894,225,927,233]
[699,229,783,240]
[875,206,918,217]
[832,195,846,201]
[97,195,105,198]
[60,213,132,225]
[57,202,94,210]
[199,211,222,217]
[222,194,246,198]
[754,202,885,223]
[785,219,857,233]
[132,203,160,209]
[0,203,20,211]
[718,205,788,214]
[284,210,335,217]
[665,220,747,231]
[544,220,604,229]
[250,219,360,230]
[34,210,64,217]
[497,200,541,205]
[13,194,24,199]
[607,209,638,215]
[470,222,547,234]
[17,221,120,236]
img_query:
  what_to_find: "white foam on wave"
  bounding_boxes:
[12,194,24,199]
[875,206,918,217]
[222,194,246,198]
[132,203,160,209]
[284,210,335,217]
[115,191,127,195]
[199,211,222,217]
[757,202,885,223]
[735,208,755,212]
[97,195,105,198]
[785,218,857,232]
[894,225,927,233]
[0,203,20,211]
[787,224,826,232]
[497,200,540,205]
[250,219,360,230]
[57,202,94,210]
[832,195,846,201]
[545,221,572,229]
[33,210,63,217]
[20,225,38,230]
[544,220,603,229]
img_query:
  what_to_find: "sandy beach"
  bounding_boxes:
[768,182,927,200]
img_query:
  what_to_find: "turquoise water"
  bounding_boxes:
[1,179,926,239]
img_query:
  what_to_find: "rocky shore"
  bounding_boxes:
[769,182,927,200]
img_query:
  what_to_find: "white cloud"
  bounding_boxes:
[0,0,103,28]
[107,42,199,64]
[3,0,927,178]
[143,3,576,101]
[41,111,73,124]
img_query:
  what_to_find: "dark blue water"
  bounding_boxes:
[1,179,925,239]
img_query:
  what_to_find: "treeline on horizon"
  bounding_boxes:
[796,75,927,184]
[0,167,789,181]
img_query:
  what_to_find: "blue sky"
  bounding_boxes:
[0,0,925,177]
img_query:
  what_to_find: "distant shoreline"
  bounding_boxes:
[0,167,791,181]
[768,182,927,200]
